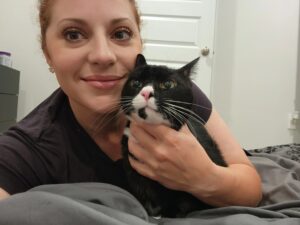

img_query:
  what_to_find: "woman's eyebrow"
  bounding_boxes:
[57,17,132,26]
[58,18,87,26]
[110,17,132,25]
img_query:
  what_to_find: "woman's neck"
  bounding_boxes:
[68,99,126,161]
[68,99,122,133]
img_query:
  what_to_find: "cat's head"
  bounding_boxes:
[121,54,199,130]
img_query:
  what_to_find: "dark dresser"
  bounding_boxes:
[0,65,20,133]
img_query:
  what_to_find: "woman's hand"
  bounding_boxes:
[127,115,262,208]
[127,120,219,193]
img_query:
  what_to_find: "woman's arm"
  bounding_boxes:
[128,108,262,207]
[190,108,262,207]
[0,188,10,200]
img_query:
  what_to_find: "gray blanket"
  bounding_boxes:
[0,144,300,225]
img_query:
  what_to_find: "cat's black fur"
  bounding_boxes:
[120,54,227,218]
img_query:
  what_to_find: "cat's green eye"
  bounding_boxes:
[159,80,177,90]
[130,80,143,89]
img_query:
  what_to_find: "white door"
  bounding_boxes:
[137,0,216,96]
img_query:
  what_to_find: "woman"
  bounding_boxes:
[0,0,261,208]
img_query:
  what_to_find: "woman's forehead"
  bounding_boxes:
[50,0,137,25]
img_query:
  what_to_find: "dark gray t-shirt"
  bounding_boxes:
[0,84,212,194]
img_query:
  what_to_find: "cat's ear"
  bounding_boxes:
[135,54,147,68]
[178,57,200,77]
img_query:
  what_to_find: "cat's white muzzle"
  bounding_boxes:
[132,94,170,126]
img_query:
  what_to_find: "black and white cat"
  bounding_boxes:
[120,54,227,217]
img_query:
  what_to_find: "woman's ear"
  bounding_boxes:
[43,50,54,73]
[44,49,51,65]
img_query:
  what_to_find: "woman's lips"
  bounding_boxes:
[82,75,125,89]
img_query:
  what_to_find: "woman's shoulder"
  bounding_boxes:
[191,82,212,124]
[0,89,72,195]
[2,88,68,141]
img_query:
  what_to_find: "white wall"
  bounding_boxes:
[295,9,300,144]
[212,0,300,149]
[0,0,58,120]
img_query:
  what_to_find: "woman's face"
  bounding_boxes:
[45,0,142,116]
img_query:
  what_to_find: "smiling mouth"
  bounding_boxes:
[82,76,125,89]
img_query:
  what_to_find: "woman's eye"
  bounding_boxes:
[130,80,142,89]
[63,29,85,42]
[112,27,133,41]
[159,80,177,90]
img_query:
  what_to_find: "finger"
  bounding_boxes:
[129,156,156,179]
[136,122,176,141]
[128,136,149,162]
[128,134,161,171]
[179,124,193,135]
[129,155,177,190]
[130,121,157,150]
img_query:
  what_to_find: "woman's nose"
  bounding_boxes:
[88,34,117,67]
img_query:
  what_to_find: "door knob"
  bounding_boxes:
[201,47,210,56]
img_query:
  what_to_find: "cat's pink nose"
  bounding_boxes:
[141,90,151,101]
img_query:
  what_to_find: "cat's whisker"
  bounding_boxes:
[119,99,133,104]
[119,101,133,112]
[163,103,203,130]
[186,119,198,134]
[166,107,205,130]
[97,112,125,131]
[165,107,196,127]
[120,106,132,115]
[91,100,128,133]
[164,105,206,128]
[161,105,186,126]
[174,108,206,127]
[163,102,206,125]
[119,101,135,119]
[164,99,212,111]
[121,96,138,101]
[93,111,121,132]
[121,97,145,106]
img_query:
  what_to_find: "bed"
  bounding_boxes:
[0,144,299,225]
